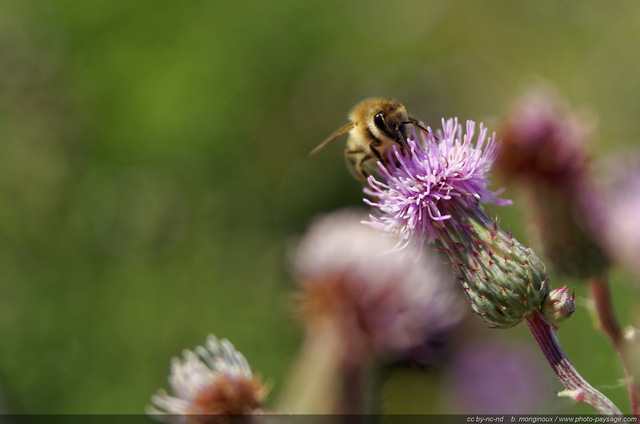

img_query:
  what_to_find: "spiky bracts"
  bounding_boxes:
[439,211,551,329]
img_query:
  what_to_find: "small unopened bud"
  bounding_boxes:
[558,389,586,402]
[542,286,576,326]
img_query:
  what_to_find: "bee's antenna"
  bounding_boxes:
[402,119,437,141]
[402,119,429,133]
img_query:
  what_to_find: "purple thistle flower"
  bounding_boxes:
[364,118,510,246]
[355,114,622,414]
[363,118,550,328]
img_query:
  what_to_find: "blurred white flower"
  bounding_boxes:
[148,335,269,423]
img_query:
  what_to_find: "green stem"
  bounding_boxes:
[525,310,622,415]
[588,276,639,414]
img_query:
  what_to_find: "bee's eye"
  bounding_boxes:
[374,112,386,131]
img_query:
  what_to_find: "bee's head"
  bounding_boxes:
[371,102,410,148]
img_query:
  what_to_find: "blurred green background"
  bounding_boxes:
[0,0,638,415]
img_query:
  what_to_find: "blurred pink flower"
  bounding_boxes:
[496,87,608,279]
[292,209,464,362]
[601,162,640,277]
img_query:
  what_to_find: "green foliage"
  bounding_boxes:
[0,0,637,414]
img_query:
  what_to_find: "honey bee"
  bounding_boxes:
[310,98,428,180]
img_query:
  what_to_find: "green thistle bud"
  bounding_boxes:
[541,286,576,326]
[444,212,552,329]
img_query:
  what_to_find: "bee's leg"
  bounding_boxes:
[369,145,382,160]
[370,144,399,170]
[345,149,371,181]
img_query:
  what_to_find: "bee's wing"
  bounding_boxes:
[309,122,355,156]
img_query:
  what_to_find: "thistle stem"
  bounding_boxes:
[589,276,621,346]
[525,310,622,415]
[276,318,344,414]
[588,276,639,414]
